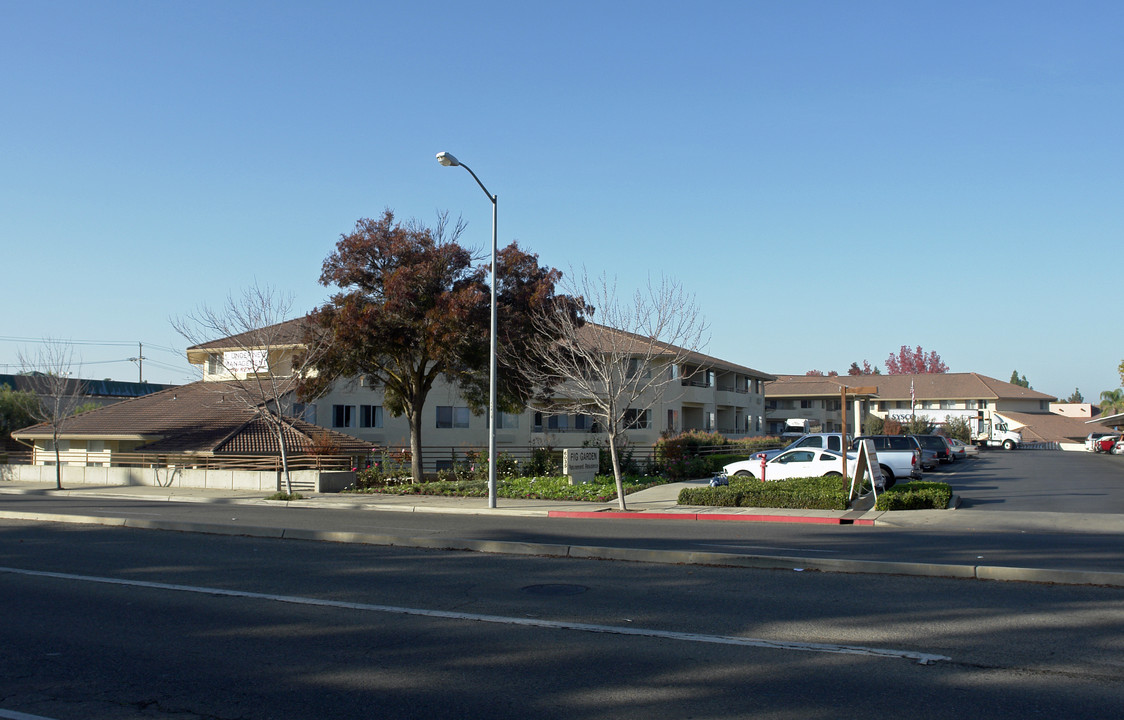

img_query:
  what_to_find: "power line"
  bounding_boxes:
[0,336,184,356]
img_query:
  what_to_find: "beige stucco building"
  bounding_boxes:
[764,373,1066,441]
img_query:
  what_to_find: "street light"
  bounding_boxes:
[436,151,499,509]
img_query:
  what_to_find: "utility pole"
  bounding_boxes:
[128,342,145,382]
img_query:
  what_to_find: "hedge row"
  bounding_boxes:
[678,477,953,512]
[677,476,850,511]
[873,481,953,511]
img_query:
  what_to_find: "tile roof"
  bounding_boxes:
[767,373,1057,401]
[187,316,311,352]
[996,411,1098,444]
[11,380,368,455]
[576,322,775,380]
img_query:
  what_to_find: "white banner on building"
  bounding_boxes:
[223,349,269,374]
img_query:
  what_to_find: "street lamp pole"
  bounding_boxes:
[436,151,498,509]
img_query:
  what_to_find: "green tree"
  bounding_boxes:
[1100,388,1124,416]
[904,415,934,435]
[1065,388,1084,404]
[1010,370,1031,388]
[943,415,971,443]
[306,210,579,482]
[0,383,38,446]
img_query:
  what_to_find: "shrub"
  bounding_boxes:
[523,445,560,476]
[356,450,413,488]
[348,473,663,502]
[874,481,952,511]
[863,414,885,435]
[730,436,787,453]
[678,476,849,511]
[267,491,304,501]
[904,416,934,435]
[942,416,971,443]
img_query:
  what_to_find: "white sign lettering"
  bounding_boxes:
[563,448,600,485]
[223,350,269,374]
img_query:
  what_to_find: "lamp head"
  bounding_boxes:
[436,151,460,167]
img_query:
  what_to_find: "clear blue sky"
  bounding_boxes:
[2,1,1120,401]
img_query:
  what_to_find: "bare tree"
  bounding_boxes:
[18,339,87,489]
[516,271,709,510]
[173,284,331,496]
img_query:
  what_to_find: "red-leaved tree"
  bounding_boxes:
[885,346,948,374]
[305,210,581,481]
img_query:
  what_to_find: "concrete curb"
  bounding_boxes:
[548,509,876,525]
[4,508,1123,588]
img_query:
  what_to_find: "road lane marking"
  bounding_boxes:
[0,565,949,665]
[0,710,61,720]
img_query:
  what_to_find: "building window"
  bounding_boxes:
[624,408,651,430]
[626,358,651,380]
[292,402,317,424]
[533,412,543,431]
[436,406,470,429]
[826,400,841,411]
[490,411,519,429]
[667,409,680,432]
[360,405,383,429]
[332,405,355,428]
[940,400,956,410]
[800,399,814,409]
[547,414,569,430]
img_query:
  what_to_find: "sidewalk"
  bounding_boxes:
[5,479,1124,534]
[0,479,881,525]
[5,479,1124,587]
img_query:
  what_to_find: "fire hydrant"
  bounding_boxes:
[757,453,767,482]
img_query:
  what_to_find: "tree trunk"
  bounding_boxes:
[408,404,424,482]
[276,419,292,495]
[53,437,63,490]
[607,429,627,511]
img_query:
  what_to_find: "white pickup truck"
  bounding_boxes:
[849,435,924,486]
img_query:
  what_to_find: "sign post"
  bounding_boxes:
[840,385,877,480]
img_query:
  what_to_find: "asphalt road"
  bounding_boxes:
[2,451,1123,576]
[949,448,1124,513]
[2,521,1122,720]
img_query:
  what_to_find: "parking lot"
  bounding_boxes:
[926,448,1124,514]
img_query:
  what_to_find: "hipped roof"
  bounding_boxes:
[11,380,369,455]
[767,373,1057,402]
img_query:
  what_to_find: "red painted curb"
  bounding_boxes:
[547,510,863,525]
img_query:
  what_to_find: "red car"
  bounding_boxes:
[1094,436,1119,453]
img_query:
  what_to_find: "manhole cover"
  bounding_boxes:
[520,584,589,596]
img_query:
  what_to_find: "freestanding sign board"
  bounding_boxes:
[563,448,600,485]
[847,439,885,502]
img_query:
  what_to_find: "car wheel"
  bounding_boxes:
[823,471,842,477]
[733,470,753,478]
[1002,439,1015,450]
